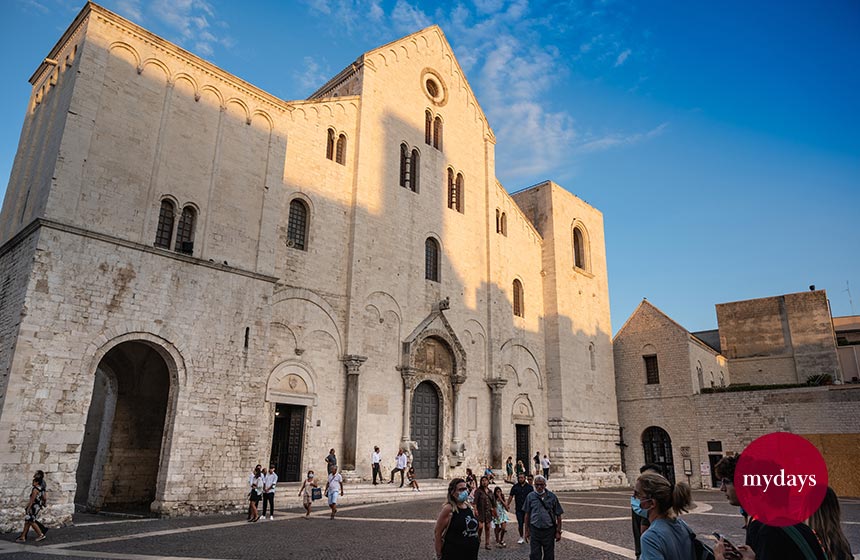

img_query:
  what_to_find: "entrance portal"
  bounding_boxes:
[515,424,530,475]
[76,341,170,512]
[642,426,675,484]
[270,404,305,482]
[410,381,440,478]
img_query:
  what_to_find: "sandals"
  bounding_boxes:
[15,537,25,543]
[36,535,46,542]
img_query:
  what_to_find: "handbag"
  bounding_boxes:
[311,487,322,501]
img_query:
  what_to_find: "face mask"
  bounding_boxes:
[456,490,469,502]
[308,474,314,479]
[631,497,648,518]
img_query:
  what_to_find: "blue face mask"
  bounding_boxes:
[631,496,648,518]
[457,490,470,502]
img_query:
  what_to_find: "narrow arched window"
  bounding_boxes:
[495,209,501,233]
[175,206,196,255]
[447,168,456,210]
[400,143,409,188]
[425,110,433,145]
[455,173,464,213]
[425,237,440,282]
[433,115,443,150]
[573,226,586,269]
[410,149,420,192]
[287,199,309,251]
[589,342,596,371]
[513,279,524,317]
[326,128,335,160]
[336,134,346,165]
[500,212,507,235]
[155,199,175,249]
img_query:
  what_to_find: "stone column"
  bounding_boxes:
[486,378,508,468]
[449,374,466,460]
[398,367,418,449]
[341,355,367,470]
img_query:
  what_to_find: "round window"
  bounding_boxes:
[426,79,439,98]
[421,69,447,106]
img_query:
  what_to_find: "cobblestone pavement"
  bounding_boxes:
[1,488,858,559]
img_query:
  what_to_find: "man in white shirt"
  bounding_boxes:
[388,449,408,487]
[541,454,551,479]
[262,465,278,520]
[371,446,382,485]
[325,466,344,519]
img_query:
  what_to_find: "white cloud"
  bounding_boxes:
[137,0,232,57]
[295,56,332,95]
[614,48,631,67]
[112,0,143,21]
[391,0,432,34]
[577,122,668,153]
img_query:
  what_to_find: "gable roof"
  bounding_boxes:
[614,299,721,357]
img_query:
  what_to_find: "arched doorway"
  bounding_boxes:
[642,426,675,484]
[411,381,440,478]
[75,341,171,513]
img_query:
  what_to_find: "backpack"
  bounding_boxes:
[680,520,716,560]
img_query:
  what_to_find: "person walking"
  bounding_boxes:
[493,486,509,548]
[508,472,534,545]
[388,449,408,487]
[325,448,337,475]
[434,478,480,560]
[807,486,854,560]
[540,454,551,479]
[325,466,344,520]
[634,471,694,560]
[297,470,318,518]
[523,475,564,560]
[505,456,514,483]
[247,465,264,522]
[247,464,262,520]
[631,464,662,559]
[16,470,47,543]
[261,465,278,520]
[371,446,383,485]
[473,475,494,551]
[532,452,540,476]
[515,460,525,478]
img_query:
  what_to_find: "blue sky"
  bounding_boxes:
[1,0,858,334]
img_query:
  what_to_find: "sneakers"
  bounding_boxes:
[517,537,525,544]
[269,516,273,520]
[35,535,46,542]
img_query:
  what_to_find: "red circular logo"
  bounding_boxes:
[734,432,828,527]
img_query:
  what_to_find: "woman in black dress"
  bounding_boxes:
[434,478,480,560]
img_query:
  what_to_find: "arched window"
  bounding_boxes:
[287,199,309,251]
[400,143,409,188]
[719,372,725,387]
[455,173,464,213]
[155,199,174,249]
[425,238,440,282]
[425,110,433,145]
[335,134,346,165]
[410,148,420,192]
[175,206,196,254]
[495,209,501,233]
[326,128,335,160]
[696,362,704,391]
[589,342,596,371]
[433,115,443,150]
[513,279,524,317]
[709,372,715,388]
[644,354,659,384]
[500,212,507,235]
[573,226,587,270]
[447,168,456,210]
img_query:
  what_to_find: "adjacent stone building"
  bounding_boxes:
[614,292,860,497]
[0,3,623,529]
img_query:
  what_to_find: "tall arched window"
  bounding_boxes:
[447,168,456,210]
[400,143,409,188]
[155,199,174,249]
[696,362,704,391]
[433,115,443,150]
[175,206,196,254]
[455,173,464,213]
[495,209,501,233]
[500,212,506,235]
[513,279,524,317]
[410,148,420,192]
[573,226,587,270]
[335,134,346,165]
[287,199,309,251]
[425,110,433,145]
[589,342,596,370]
[425,238,440,282]
[326,128,335,160]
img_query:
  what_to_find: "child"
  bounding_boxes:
[407,466,420,491]
[493,486,509,548]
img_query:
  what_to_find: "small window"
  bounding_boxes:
[644,355,659,384]
[287,199,309,251]
[573,226,586,269]
[513,279,524,317]
[155,200,175,249]
[589,342,596,371]
[455,173,464,213]
[495,209,501,233]
[500,212,506,235]
[425,237,440,282]
[410,149,420,192]
[425,110,432,145]
[326,128,335,160]
[433,115,443,150]
[400,144,409,188]
[335,134,346,165]
[447,168,456,210]
[426,79,439,98]
[175,206,196,255]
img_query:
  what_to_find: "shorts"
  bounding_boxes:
[328,490,339,505]
[249,492,261,504]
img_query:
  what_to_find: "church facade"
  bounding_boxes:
[0,3,622,528]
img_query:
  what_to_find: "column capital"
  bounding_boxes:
[486,377,508,394]
[397,366,419,389]
[341,354,367,375]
